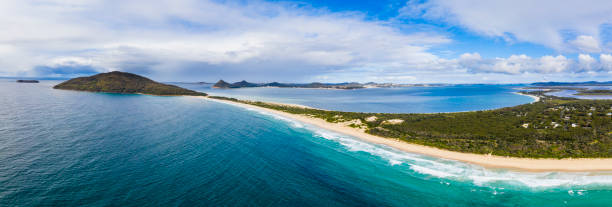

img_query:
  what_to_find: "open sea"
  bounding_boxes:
[2,79,612,206]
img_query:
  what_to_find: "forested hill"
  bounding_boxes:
[54,71,207,96]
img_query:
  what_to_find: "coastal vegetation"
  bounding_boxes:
[209,94,612,158]
[54,71,207,96]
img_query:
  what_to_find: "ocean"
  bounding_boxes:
[2,79,612,206]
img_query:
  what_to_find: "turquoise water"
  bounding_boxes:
[2,80,612,206]
[177,83,534,113]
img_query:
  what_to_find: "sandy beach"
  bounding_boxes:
[265,101,317,109]
[202,97,612,172]
[513,92,541,103]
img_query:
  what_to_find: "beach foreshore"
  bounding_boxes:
[513,92,540,103]
[201,96,612,172]
[263,101,316,109]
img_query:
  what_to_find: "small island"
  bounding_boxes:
[16,80,39,83]
[54,71,207,96]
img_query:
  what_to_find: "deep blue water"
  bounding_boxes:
[176,83,534,113]
[2,80,612,206]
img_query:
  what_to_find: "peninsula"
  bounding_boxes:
[205,94,612,171]
[54,72,612,170]
[208,93,612,159]
[54,71,207,96]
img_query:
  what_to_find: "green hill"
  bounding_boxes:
[212,80,235,88]
[54,71,207,96]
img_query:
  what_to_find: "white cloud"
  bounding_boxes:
[459,53,571,74]
[493,55,532,74]
[456,52,612,75]
[539,55,570,73]
[458,52,481,62]
[404,0,612,52]
[570,35,601,53]
[2,0,612,83]
[0,0,453,81]
[600,54,612,70]
[578,54,597,71]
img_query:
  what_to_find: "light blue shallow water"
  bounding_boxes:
[176,83,534,113]
[2,80,612,206]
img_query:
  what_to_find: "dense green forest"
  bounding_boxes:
[210,93,612,158]
[54,71,206,96]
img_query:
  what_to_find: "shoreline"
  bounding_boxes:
[201,96,612,172]
[513,92,540,103]
[206,94,319,110]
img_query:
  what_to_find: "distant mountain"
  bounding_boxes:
[212,80,366,89]
[209,79,448,89]
[212,80,235,88]
[232,80,259,88]
[54,71,207,96]
[533,81,612,86]
[264,82,283,87]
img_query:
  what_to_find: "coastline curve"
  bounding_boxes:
[202,96,612,172]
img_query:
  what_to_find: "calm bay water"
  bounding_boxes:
[176,83,534,113]
[2,79,612,206]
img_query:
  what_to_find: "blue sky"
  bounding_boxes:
[274,0,559,58]
[2,0,612,83]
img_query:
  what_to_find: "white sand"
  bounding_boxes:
[514,92,541,103]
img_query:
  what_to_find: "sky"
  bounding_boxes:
[2,0,612,83]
